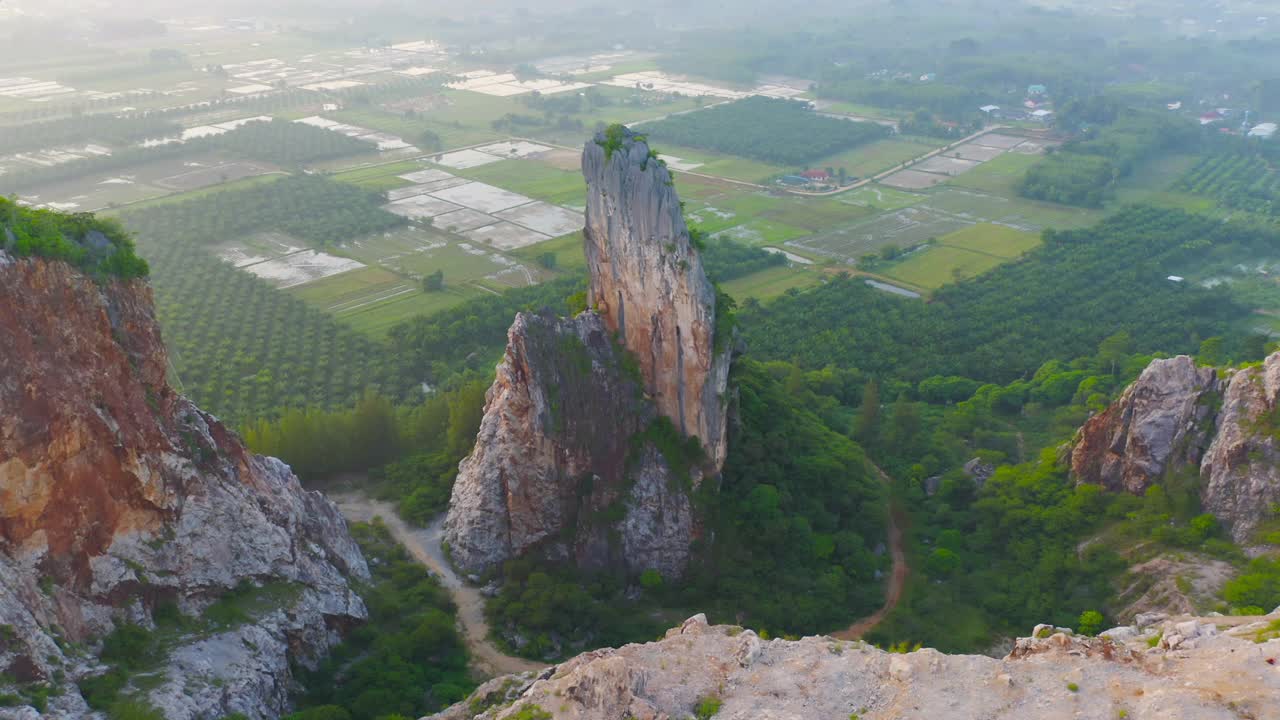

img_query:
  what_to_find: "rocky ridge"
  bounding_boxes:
[0,251,368,719]
[425,610,1280,720]
[1072,353,1280,544]
[444,127,730,579]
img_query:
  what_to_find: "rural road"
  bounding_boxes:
[833,465,908,641]
[330,492,549,678]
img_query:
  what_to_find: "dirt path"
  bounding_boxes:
[833,465,908,641]
[330,493,549,678]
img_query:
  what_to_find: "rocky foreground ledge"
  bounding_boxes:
[426,611,1280,720]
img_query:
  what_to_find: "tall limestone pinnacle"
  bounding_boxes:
[443,126,732,579]
[583,126,733,466]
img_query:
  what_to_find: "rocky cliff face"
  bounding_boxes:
[444,128,729,580]
[0,251,368,719]
[426,611,1280,720]
[582,129,733,466]
[1071,356,1218,494]
[1072,353,1280,544]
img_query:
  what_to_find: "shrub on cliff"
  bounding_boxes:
[1,199,148,279]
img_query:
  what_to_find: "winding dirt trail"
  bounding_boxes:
[833,465,908,641]
[330,493,549,678]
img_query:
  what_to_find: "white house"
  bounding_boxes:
[1248,122,1277,139]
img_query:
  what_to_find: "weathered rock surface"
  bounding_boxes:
[425,611,1280,720]
[1072,352,1280,544]
[582,129,732,466]
[1201,355,1280,543]
[445,128,729,579]
[0,252,368,719]
[1071,356,1218,494]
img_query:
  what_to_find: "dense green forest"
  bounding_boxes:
[1,121,375,192]
[740,206,1250,383]
[643,96,889,165]
[119,175,404,249]
[0,197,148,278]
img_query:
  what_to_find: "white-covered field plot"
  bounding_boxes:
[475,141,555,159]
[914,156,982,176]
[495,202,584,237]
[381,160,585,243]
[433,208,499,233]
[427,149,504,170]
[463,221,551,251]
[384,194,463,219]
[398,168,454,184]
[295,116,416,154]
[242,251,365,288]
[881,169,950,190]
[431,182,532,213]
[214,233,364,289]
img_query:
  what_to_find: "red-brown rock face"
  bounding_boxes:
[445,128,729,579]
[0,251,368,718]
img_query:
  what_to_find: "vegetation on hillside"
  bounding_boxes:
[0,197,148,278]
[291,521,472,719]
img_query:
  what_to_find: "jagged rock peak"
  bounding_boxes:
[0,250,368,719]
[426,611,1280,720]
[1072,352,1280,544]
[583,125,732,467]
[444,128,732,581]
[1071,355,1219,494]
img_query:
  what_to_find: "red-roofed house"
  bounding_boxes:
[801,169,830,181]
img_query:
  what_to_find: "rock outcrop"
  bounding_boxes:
[1071,356,1218,494]
[0,251,368,719]
[582,129,732,466]
[1072,353,1280,544]
[444,128,730,579]
[1200,355,1280,543]
[426,611,1280,720]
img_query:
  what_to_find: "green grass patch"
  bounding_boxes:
[719,265,820,301]
[454,158,586,206]
[814,137,946,180]
[882,244,1008,290]
[936,223,1041,259]
[330,161,425,191]
[513,232,587,275]
[946,152,1040,195]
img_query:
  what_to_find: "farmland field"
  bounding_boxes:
[938,223,1041,258]
[946,152,1040,195]
[453,158,587,207]
[811,137,946,180]
[330,161,427,191]
[880,223,1041,290]
[881,245,1006,289]
[719,265,822,301]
